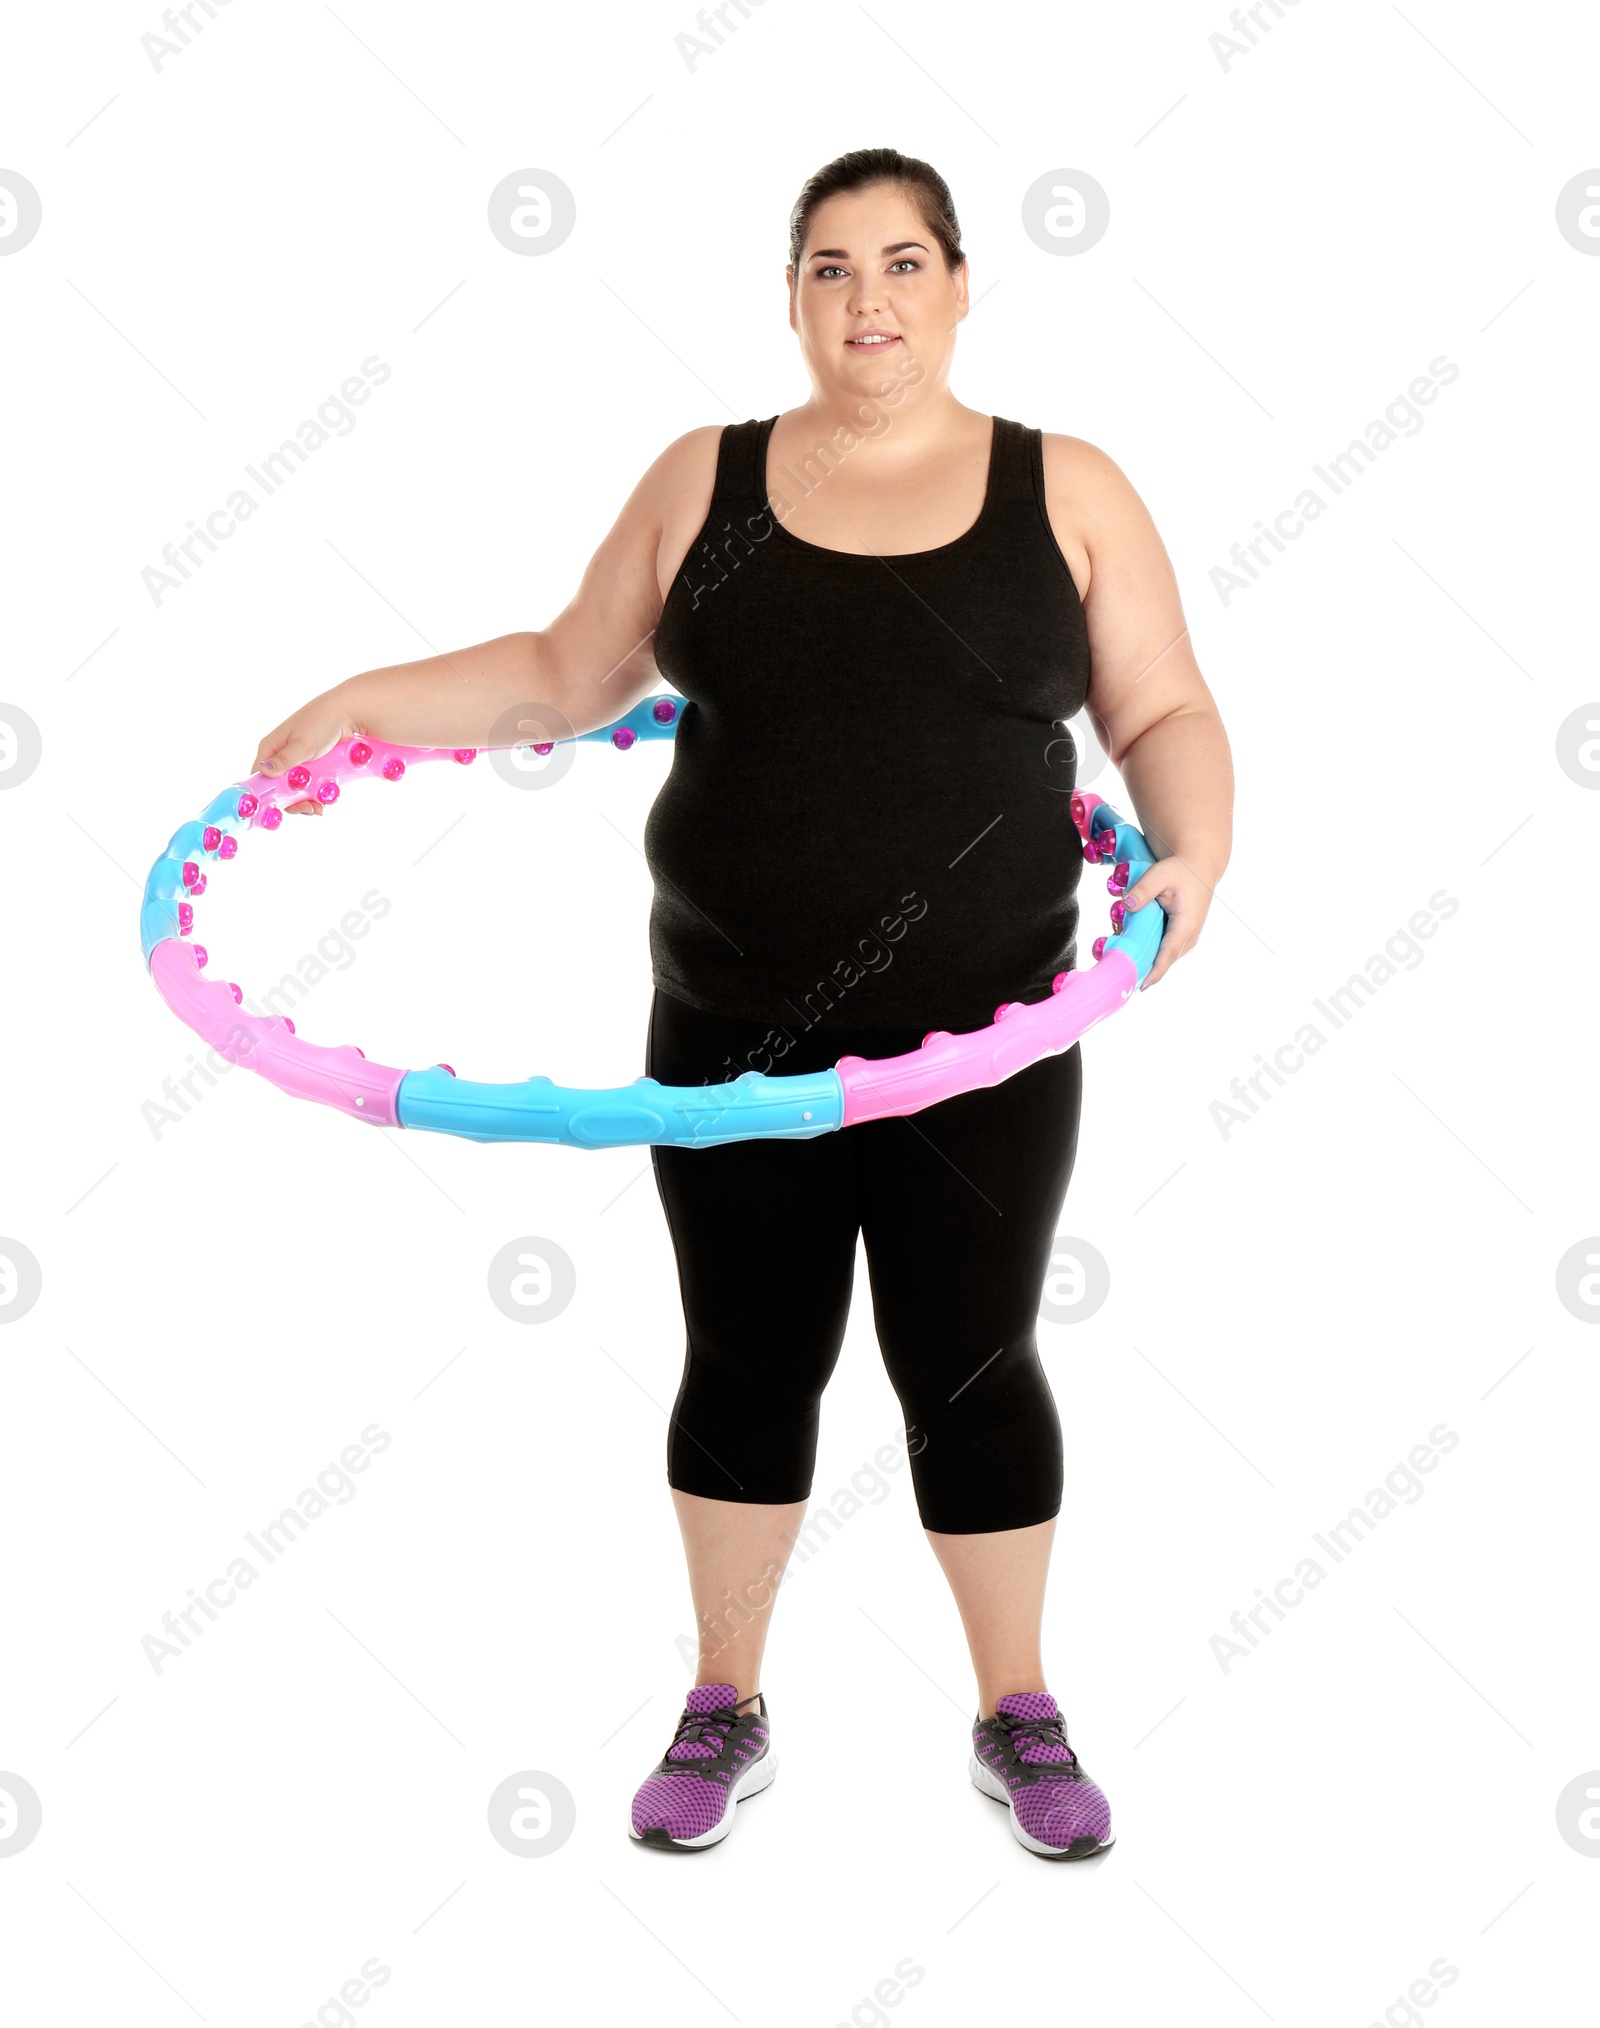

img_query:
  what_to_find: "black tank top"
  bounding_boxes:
[643,413,1092,1034]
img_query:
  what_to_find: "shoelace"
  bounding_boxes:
[665,1699,751,1764]
[994,1712,1078,1769]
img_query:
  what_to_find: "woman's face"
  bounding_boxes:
[787,181,967,401]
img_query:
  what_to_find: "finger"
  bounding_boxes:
[286,799,322,816]
[252,728,322,779]
[1121,863,1174,912]
[1139,929,1191,989]
[1140,922,1182,985]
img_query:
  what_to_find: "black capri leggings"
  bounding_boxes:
[645,987,1083,1534]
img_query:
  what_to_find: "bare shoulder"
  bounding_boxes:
[1036,433,1112,602]
[646,422,725,493]
[1039,432,1152,514]
[648,424,727,601]
[1038,433,1163,603]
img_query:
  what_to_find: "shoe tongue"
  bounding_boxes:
[685,1683,740,1714]
[670,1683,741,1761]
[996,1690,1072,1763]
[997,1691,1059,1721]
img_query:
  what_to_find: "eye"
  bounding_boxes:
[817,265,847,279]
[889,259,919,273]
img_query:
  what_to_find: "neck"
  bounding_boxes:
[786,382,975,460]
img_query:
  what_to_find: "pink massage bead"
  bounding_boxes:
[190,873,207,897]
[612,726,637,750]
[281,1017,295,1034]
[202,826,221,852]
[653,698,678,723]
[259,804,283,830]
[219,835,238,859]
[351,1046,365,1058]
[1107,864,1129,896]
[228,982,243,1003]
[192,943,208,968]
[437,1062,457,1076]
[454,748,477,764]
[182,861,199,887]
[286,764,312,791]
[348,740,373,766]
[382,756,406,781]
[237,792,258,818]
[533,741,554,755]
[1051,971,1068,992]
[316,779,340,805]
[1092,936,1107,960]
[1109,901,1127,933]
[177,902,194,932]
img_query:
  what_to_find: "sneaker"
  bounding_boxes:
[628,1683,776,1849]
[969,1691,1114,1859]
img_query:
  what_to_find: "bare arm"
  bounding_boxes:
[249,427,722,806]
[1043,434,1234,986]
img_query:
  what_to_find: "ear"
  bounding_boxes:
[786,264,797,334]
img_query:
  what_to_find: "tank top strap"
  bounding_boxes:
[711,417,769,515]
[984,415,1039,507]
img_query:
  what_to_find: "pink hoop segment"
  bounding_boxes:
[148,938,407,1124]
[834,950,1137,1126]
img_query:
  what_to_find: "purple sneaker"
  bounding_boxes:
[970,1691,1114,1859]
[629,1683,776,1850]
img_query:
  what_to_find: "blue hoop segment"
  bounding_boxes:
[140,696,1165,1147]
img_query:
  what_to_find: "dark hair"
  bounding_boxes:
[787,148,965,273]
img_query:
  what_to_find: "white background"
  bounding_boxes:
[1,0,1596,2022]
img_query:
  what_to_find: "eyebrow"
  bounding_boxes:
[806,241,928,261]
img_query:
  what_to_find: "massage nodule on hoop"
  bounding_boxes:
[140,697,1167,1148]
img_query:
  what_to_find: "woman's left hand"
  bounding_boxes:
[1121,856,1216,989]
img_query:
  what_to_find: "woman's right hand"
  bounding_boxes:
[249,689,363,816]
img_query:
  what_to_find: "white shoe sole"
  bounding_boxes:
[630,1749,778,1849]
[969,1753,1115,1860]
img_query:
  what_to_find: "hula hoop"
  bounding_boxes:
[139,697,1167,1148]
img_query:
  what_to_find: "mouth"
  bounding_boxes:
[845,332,901,350]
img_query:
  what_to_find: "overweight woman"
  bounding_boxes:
[252,146,1235,1862]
